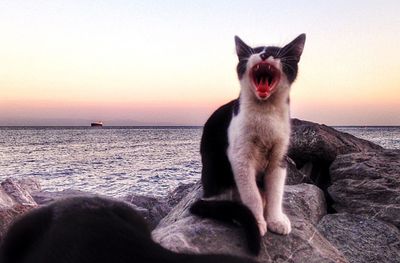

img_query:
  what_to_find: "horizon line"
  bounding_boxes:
[1,124,400,128]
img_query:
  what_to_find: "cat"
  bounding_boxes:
[190,34,306,255]
[0,196,259,263]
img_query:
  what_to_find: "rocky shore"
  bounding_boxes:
[1,119,399,262]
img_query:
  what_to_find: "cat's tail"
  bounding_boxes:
[189,199,261,255]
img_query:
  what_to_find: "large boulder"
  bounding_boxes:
[0,179,37,207]
[124,194,170,229]
[288,119,384,211]
[14,178,42,194]
[153,183,347,263]
[167,183,196,207]
[0,178,39,240]
[10,181,195,231]
[32,189,89,205]
[289,119,383,166]
[285,156,311,185]
[124,183,195,229]
[328,149,400,227]
[318,213,400,263]
[283,184,326,225]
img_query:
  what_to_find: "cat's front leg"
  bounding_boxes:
[264,163,291,235]
[230,157,267,236]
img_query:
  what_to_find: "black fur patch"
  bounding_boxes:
[200,99,238,197]
[237,58,249,80]
[233,99,240,115]
[0,197,258,263]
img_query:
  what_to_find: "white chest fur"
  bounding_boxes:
[225,97,292,236]
[227,100,290,171]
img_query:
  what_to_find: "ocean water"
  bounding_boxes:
[0,126,398,197]
[335,126,400,150]
[0,127,202,198]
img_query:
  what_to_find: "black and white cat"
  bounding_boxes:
[0,196,258,263]
[190,34,306,255]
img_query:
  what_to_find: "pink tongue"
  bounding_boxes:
[257,81,271,97]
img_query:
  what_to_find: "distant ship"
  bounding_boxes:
[90,121,103,127]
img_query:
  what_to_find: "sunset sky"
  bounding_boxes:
[1,0,399,126]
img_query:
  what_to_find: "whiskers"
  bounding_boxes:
[277,46,299,76]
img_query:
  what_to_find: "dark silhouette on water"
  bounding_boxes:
[90,121,103,127]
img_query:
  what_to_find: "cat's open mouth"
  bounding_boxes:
[251,62,280,99]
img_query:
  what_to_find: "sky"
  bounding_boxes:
[0,0,399,126]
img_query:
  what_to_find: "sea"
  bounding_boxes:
[0,126,399,198]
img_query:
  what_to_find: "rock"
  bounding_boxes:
[285,157,311,185]
[1,178,37,207]
[153,182,203,228]
[0,178,38,240]
[153,183,347,263]
[167,183,196,207]
[328,150,400,227]
[283,184,327,225]
[15,178,42,194]
[123,183,196,229]
[32,189,90,205]
[288,119,383,212]
[288,119,382,186]
[124,194,171,229]
[318,213,400,263]
[289,119,383,166]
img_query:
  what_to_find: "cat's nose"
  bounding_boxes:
[260,53,268,61]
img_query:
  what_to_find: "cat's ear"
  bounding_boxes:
[235,36,252,59]
[281,33,306,61]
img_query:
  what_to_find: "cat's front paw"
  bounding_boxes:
[257,218,267,236]
[267,213,291,235]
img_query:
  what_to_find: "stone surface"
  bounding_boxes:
[0,178,38,240]
[1,179,37,207]
[283,184,327,225]
[288,119,384,211]
[318,213,400,263]
[16,178,42,194]
[28,182,195,230]
[289,119,383,166]
[153,183,347,263]
[124,183,196,229]
[1,180,194,238]
[289,119,382,188]
[329,150,400,227]
[286,157,311,185]
[167,183,196,207]
[124,194,171,229]
[32,189,89,205]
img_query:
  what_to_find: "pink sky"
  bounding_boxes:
[1,1,399,126]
